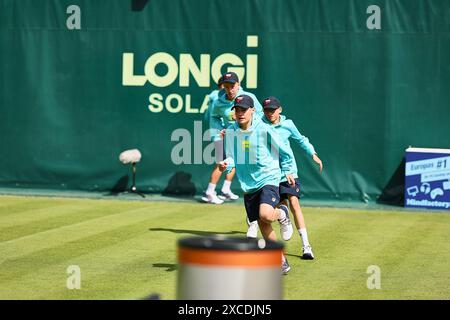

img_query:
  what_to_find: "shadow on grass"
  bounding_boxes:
[152,263,178,272]
[284,253,314,261]
[285,253,301,259]
[149,227,245,237]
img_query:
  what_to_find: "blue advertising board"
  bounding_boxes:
[405,147,450,210]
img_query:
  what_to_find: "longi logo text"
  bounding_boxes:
[122,36,259,114]
[122,35,258,88]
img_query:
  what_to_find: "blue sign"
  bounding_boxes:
[405,147,450,210]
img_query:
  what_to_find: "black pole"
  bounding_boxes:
[132,162,137,191]
[131,162,145,198]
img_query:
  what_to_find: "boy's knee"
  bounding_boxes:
[288,196,301,210]
[259,215,272,224]
[259,204,276,223]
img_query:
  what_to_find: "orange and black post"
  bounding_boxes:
[177,236,284,300]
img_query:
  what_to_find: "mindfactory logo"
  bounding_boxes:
[122,35,259,114]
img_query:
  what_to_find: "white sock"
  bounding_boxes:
[206,183,216,195]
[221,180,232,194]
[299,228,310,246]
[278,207,287,221]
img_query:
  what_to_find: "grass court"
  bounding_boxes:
[0,195,449,300]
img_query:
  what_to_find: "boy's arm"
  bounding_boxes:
[289,121,323,172]
[267,127,295,184]
[203,92,216,123]
[209,105,224,142]
[288,120,316,156]
[219,127,236,174]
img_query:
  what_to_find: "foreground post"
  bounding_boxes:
[177,236,284,300]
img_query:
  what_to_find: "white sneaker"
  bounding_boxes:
[246,220,259,238]
[278,205,293,241]
[218,191,239,201]
[302,245,315,260]
[281,259,291,274]
[201,192,224,204]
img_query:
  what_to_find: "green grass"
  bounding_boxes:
[0,195,449,300]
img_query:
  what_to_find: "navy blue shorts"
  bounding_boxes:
[244,185,280,222]
[279,179,301,202]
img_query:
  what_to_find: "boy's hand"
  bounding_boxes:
[285,174,296,186]
[218,161,228,172]
[220,129,226,139]
[312,154,323,173]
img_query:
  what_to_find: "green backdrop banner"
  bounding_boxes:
[1,0,449,202]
